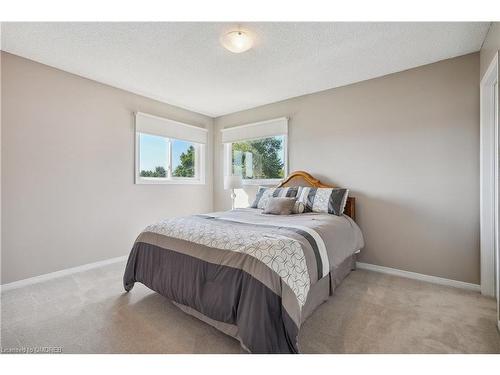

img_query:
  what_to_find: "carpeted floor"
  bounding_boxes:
[1,260,499,354]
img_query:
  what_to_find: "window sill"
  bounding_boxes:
[241,178,283,186]
[135,178,205,185]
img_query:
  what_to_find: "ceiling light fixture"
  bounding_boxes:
[221,30,253,53]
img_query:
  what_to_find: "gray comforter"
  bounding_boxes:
[123,208,364,353]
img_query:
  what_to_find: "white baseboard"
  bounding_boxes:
[356,262,481,292]
[0,257,482,293]
[1,255,128,293]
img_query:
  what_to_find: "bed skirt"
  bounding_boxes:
[172,253,357,353]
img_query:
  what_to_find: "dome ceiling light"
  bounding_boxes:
[220,30,253,53]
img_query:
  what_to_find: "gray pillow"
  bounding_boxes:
[262,197,297,215]
[251,186,298,209]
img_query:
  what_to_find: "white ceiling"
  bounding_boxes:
[1,22,490,117]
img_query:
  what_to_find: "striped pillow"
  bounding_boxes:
[296,187,349,216]
[251,186,299,209]
[292,200,306,214]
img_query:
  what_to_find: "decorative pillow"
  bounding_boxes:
[262,197,297,215]
[292,200,305,214]
[296,187,349,216]
[251,186,299,209]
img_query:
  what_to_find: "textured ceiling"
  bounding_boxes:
[1,22,490,117]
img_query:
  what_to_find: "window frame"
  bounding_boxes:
[135,132,205,185]
[223,134,288,186]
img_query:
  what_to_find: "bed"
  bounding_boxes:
[123,171,364,353]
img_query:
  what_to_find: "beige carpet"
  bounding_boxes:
[1,260,499,354]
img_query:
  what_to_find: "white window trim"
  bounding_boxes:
[480,51,499,298]
[135,132,206,185]
[223,133,288,186]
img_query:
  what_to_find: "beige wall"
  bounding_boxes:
[1,51,482,285]
[214,53,480,284]
[480,22,500,80]
[1,52,214,284]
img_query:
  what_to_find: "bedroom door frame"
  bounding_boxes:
[480,52,498,304]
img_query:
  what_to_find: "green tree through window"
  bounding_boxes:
[232,136,284,179]
[140,145,196,179]
[173,145,195,177]
[140,166,167,178]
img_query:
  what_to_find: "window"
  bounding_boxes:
[137,134,202,182]
[135,112,206,184]
[222,118,288,185]
[139,133,169,178]
[231,135,286,180]
[172,139,196,178]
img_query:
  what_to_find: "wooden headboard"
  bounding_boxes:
[277,171,356,220]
